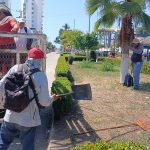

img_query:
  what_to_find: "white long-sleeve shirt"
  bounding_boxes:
[0,64,53,127]
[14,27,32,51]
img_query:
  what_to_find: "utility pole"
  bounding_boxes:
[74,19,76,30]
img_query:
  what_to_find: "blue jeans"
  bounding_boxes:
[132,62,143,89]
[0,121,36,150]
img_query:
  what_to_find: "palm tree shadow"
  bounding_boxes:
[49,100,100,149]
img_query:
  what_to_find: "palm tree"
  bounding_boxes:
[62,23,70,30]
[86,0,150,83]
[54,36,60,44]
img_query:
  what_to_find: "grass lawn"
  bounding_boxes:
[69,61,150,148]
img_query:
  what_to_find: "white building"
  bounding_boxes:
[0,0,11,8]
[21,0,44,32]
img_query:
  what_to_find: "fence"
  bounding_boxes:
[0,32,47,79]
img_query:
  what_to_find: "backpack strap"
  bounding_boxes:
[29,73,45,109]
[17,64,25,73]
[24,27,28,33]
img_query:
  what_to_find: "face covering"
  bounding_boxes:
[26,58,43,70]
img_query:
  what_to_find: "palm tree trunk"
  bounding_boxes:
[119,15,134,83]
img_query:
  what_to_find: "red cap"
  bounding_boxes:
[28,48,45,59]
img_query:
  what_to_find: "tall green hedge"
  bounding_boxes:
[55,56,74,82]
[65,55,86,62]
[52,56,74,120]
[97,57,121,65]
[51,77,72,120]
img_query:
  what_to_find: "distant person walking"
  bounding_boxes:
[131,38,143,90]
[15,18,32,51]
[0,48,60,150]
[0,4,18,49]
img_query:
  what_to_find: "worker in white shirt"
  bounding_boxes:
[15,18,32,51]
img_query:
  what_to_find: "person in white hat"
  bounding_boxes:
[15,18,32,51]
[131,38,143,90]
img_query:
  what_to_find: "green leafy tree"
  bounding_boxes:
[73,33,99,61]
[59,28,64,35]
[74,33,98,50]
[86,0,150,83]
[84,33,99,50]
[72,32,85,50]
[54,24,70,44]
[46,42,56,53]
[60,30,83,48]
[54,36,60,44]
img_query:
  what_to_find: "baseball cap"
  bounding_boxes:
[28,48,45,59]
[18,18,26,23]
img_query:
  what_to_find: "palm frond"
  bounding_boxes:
[86,0,150,33]
[116,1,143,17]
[135,12,150,32]
[85,0,111,15]
[102,2,120,17]
[94,13,116,32]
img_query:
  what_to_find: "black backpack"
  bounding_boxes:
[124,73,133,87]
[4,64,40,112]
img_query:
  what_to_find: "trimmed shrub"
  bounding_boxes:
[89,51,96,62]
[73,56,86,61]
[71,141,148,150]
[51,77,72,120]
[65,55,86,62]
[141,62,150,75]
[101,60,114,71]
[97,57,106,62]
[63,52,71,55]
[78,60,94,68]
[97,57,121,65]
[55,56,74,82]
[68,56,74,65]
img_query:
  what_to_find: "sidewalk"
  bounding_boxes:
[46,52,60,92]
[7,52,60,150]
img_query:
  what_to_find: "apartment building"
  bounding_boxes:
[21,0,44,32]
[0,0,11,8]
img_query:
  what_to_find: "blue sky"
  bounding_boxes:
[11,0,98,43]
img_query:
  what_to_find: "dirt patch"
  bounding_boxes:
[50,63,150,149]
